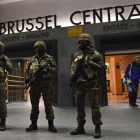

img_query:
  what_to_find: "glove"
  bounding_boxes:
[70,74,78,82]
[25,78,30,84]
[82,61,89,68]
[41,65,50,74]
[41,68,49,74]
[0,56,7,64]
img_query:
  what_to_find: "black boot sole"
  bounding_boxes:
[48,128,57,132]
[132,105,139,107]
[70,131,85,135]
[1,127,6,131]
[94,132,101,138]
[94,135,101,138]
[26,127,38,132]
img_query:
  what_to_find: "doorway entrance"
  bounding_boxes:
[95,31,140,106]
[105,53,140,103]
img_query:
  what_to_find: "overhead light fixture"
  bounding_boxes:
[0,0,23,5]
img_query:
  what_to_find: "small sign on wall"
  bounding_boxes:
[68,26,83,37]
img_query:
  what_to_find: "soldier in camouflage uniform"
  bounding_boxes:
[25,41,58,132]
[0,42,13,131]
[70,33,104,138]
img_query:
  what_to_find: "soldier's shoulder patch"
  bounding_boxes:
[2,54,8,59]
[46,54,51,58]
[49,55,54,59]
[31,56,36,59]
[94,50,102,57]
[46,54,55,62]
[29,56,36,62]
[94,50,100,55]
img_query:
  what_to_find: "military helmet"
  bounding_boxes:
[0,42,4,52]
[78,33,93,43]
[34,41,46,50]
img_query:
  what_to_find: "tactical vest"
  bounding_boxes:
[0,67,5,77]
[72,53,96,78]
[0,60,5,77]
[29,57,51,78]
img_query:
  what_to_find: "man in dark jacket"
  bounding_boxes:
[125,56,140,107]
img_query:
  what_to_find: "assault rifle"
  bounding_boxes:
[22,63,50,97]
[67,46,93,95]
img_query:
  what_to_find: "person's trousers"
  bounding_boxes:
[129,80,139,104]
[29,83,54,121]
[75,82,102,126]
[0,82,7,118]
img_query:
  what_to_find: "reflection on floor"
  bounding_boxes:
[108,92,140,103]
[27,93,140,103]
[2,102,140,140]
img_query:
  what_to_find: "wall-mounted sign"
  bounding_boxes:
[0,4,140,35]
[68,26,82,37]
[1,31,49,43]
[103,21,140,32]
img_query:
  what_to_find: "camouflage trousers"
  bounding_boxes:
[0,82,7,118]
[75,82,102,126]
[29,82,54,121]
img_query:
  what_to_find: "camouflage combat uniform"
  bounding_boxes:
[71,35,104,126]
[25,44,58,121]
[0,42,13,119]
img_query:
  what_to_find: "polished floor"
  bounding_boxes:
[108,92,140,103]
[0,99,140,140]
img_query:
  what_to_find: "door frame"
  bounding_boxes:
[95,31,140,106]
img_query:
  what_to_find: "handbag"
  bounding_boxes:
[126,78,131,85]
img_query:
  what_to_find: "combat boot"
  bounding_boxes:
[94,125,101,138]
[70,124,85,135]
[1,118,6,131]
[48,120,57,132]
[26,120,38,132]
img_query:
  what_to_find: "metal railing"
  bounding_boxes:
[7,75,25,102]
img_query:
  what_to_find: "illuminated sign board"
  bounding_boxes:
[0,4,140,35]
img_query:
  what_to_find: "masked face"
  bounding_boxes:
[36,46,45,56]
[79,40,88,51]
[0,51,3,55]
[0,49,3,55]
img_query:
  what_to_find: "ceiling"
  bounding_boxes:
[0,0,23,5]
[0,0,140,23]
